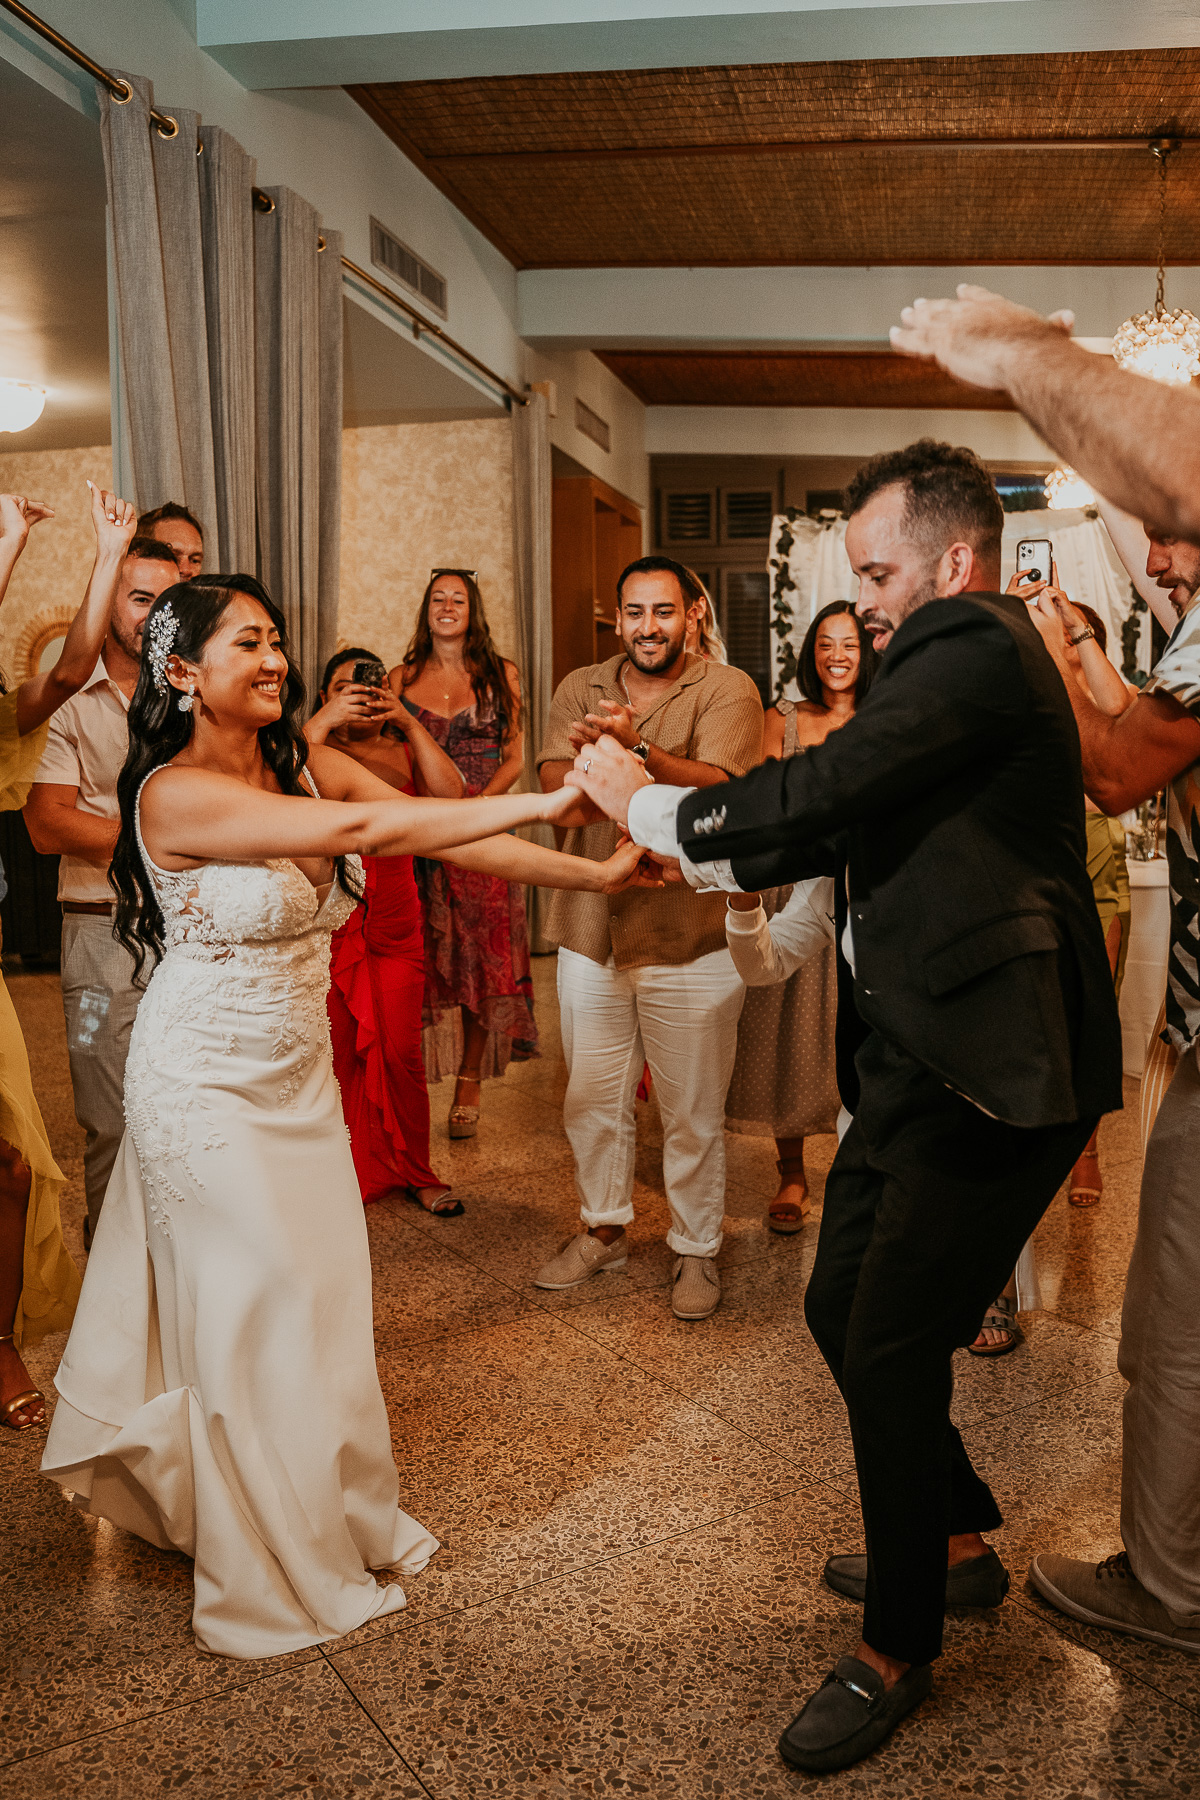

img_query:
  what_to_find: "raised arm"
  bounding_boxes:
[16,484,136,736]
[1095,499,1177,634]
[1025,604,1200,813]
[890,286,1200,544]
[0,491,54,612]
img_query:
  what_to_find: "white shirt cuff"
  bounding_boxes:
[626,783,743,892]
[626,783,694,855]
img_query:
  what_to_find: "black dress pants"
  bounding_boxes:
[804,1031,1096,1666]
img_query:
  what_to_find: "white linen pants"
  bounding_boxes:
[556,946,745,1259]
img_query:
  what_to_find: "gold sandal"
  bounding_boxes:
[767,1157,810,1235]
[449,1073,481,1140]
[0,1333,46,1432]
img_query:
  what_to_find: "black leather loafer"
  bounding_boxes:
[823,1547,1010,1608]
[778,1656,932,1774]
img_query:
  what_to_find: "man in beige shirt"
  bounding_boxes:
[25,538,178,1240]
[536,556,763,1318]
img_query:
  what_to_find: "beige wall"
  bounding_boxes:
[338,418,516,674]
[0,445,113,684]
[0,422,517,688]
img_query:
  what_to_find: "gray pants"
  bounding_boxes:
[1120,1039,1200,1626]
[60,913,142,1232]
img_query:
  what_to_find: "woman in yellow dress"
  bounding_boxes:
[0,482,136,1429]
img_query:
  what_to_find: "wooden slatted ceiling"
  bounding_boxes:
[593,350,1016,409]
[350,50,1200,268]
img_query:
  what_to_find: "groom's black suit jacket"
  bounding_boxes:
[681,594,1123,1129]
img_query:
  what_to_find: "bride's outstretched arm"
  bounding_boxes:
[138,754,580,870]
[306,743,659,891]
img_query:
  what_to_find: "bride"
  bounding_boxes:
[42,573,645,1660]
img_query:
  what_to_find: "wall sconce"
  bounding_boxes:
[0,380,48,434]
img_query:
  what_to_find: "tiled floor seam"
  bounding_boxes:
[1006,1589,1200,1721]
[0,1654,326,1773]
[320,1648,440,1796]
[333,1484,826,1644]
[535,1303,1122,1470]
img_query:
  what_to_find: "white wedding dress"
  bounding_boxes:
[42,772,438,1659]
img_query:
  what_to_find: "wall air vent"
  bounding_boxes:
[662,489,716,545]
[575,398,611,453]
[370,217,447,319]
[722,489,775,542]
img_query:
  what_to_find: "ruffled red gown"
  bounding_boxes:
[328,825,442,1203]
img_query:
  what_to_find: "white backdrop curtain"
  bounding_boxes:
[100,74,341,699]
[769,505,1139,700]
[511,389,554,947]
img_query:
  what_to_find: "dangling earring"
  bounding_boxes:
[177,681,195,714]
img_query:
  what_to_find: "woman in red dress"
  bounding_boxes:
[388,571,532,1141]
[308,649,465,1216]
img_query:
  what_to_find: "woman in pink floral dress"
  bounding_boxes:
[389,571,534,1139]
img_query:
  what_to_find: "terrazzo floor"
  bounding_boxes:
[3,954,1195,1799]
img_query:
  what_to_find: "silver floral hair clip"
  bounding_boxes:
[146,603,180,693]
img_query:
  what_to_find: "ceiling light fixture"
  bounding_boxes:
[0,380,47,434]
[1113,140,1200,387]
[1044,467,1096,510]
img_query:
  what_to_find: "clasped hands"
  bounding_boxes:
[560,734,683,886]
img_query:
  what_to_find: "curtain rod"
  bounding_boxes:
[1,0,179,135]
[341,257,528,407]
[4,2,527,409]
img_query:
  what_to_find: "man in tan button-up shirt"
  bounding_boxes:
[535,556,763,1319]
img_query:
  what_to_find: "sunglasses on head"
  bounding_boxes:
[430,568,477,582]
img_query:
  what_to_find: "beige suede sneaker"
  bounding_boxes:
[1031,1551,1200,1652]
[671,1255,720,1320]
[533,1230,628,1290]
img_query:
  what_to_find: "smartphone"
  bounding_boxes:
[1016,539,1053,587]
[352,660,386,688]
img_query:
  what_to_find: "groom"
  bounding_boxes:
[568,440,1123,1774]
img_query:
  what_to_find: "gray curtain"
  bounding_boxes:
[511,389,554,944]
[197,126,257,573]
[317,230,345,688]
[149,106,218,551]
[99,76,185,514]
[255,187,341,701]
[100,74,342,689]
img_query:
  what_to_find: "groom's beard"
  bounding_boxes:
[859,571,939,652]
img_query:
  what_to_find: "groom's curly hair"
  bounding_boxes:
[846,440,1004,564]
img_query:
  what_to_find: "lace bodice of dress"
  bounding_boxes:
[134,768,361,971]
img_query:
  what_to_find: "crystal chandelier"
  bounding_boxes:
[1113,140,1200,387]
[1044,467,1096,510]
[0,379,46,434]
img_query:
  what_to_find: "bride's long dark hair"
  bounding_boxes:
[111,573,360,981]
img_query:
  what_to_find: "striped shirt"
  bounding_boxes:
[536,653,763,968]
[1142,601,1200,1051]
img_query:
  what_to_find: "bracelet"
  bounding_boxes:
[1068,627,1095,647]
